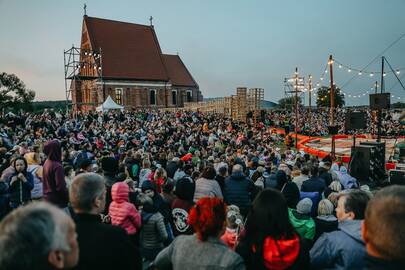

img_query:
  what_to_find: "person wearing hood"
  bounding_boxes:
[288,198,316,241]
[43,139,69,208]
[310,189,370,269]
[138,193,168,262]
[275,170,300,209]
[224,164,254,217]
[171,176,195,236]
[24,152,43,200]
[313,199,338,242]
[109,182,141,243]
[236,189,309,269]
[7,157,34,209]
[339,166,359,189]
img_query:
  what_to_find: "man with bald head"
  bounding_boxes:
[362,185,405,269]
[0,202,79,270]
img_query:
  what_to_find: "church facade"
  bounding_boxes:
[71,15,202,111]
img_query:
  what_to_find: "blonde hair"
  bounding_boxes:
[318,199,334,216]
[327,192,339,207]
[329,180,342,192]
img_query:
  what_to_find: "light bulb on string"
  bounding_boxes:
[338,65,342,68]
[383,72,386,77]
[320,78,324,81]
[325,70,328,73]
[358,72,362,76]
[348,69,352,73]
[396,70,400,75]
[370,73,374,77]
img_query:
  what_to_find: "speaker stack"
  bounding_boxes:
[345,111,367,131]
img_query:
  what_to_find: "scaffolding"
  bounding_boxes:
[64,46,103,112]
[248,88,264,123]
[179,86,264,124]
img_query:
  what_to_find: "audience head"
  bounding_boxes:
[188,197,226,241]
[0,202,79,270]
[225,205,243,229]
[69,173,106,214]
[296,198,312,215]
[200,166,216,179]
[318,199,334,216]
[362,185,405,263]
[300,166,309,176]
[336,190,370,221]
[245,189,295,244]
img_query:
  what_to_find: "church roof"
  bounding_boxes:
[84,16,169,81]
[162,54,198,87]
[83,16,198,88]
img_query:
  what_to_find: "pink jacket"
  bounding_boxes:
[109,182,141,235]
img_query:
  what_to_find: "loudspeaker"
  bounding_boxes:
[350,144,385,183]
[389,170,405,185]
[328,125,339,135]
[350,145,373,182]
[370,93,390,110]
[345,111,367,130]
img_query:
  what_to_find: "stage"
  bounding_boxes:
[298,134,404,163]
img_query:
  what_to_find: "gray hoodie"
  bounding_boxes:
[310,219,366,270]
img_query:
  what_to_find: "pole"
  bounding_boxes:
[308,75,312,121]
[377,56,385,142]
[329,55,336,159]
[295,67,299,149]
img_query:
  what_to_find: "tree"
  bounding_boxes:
[392,102,405,109]
[0,72,35,111]
[277,96,302,110]
[316,86,345,107]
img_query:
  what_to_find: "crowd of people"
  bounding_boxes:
[267,108,405,137]
[0,109,404,270]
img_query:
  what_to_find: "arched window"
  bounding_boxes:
[186,90,193,102]
[172,90,177,105]
[150,89,156,105]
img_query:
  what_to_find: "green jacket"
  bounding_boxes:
[288,208,315,240]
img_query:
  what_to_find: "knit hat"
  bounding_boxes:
[297,198,313,215]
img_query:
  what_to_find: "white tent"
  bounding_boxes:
[96,96,124,112]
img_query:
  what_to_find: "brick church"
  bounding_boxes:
[71,15,202,111]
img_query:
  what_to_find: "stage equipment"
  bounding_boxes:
[369,93,390,110]
[345,111,367,130]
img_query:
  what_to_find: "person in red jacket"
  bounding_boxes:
[109,182,141,244]
[42,140,69,208]
[236,188,309,270]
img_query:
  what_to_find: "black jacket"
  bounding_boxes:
[224,172,254,216]
[314,216,338,241]
[301,177,326,194]
[281,182,301,209]
[73,213,142,270]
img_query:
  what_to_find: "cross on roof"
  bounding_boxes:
[84,3,87,16]
[149,16,153,26]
